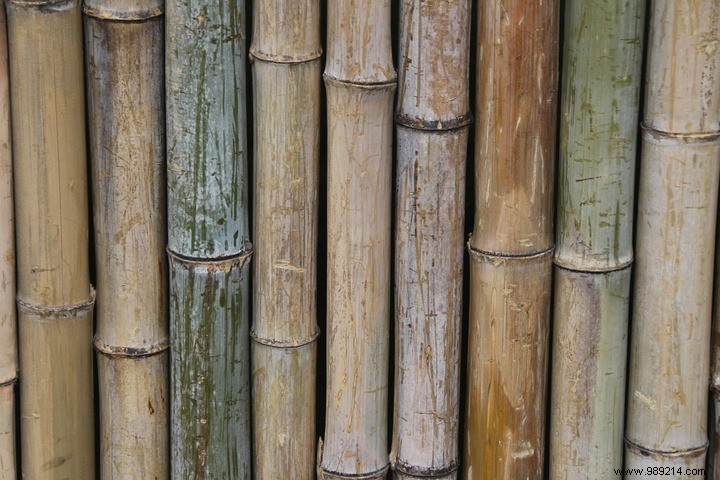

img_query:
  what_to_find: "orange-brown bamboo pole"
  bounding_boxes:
[7,0,95,477]
[464,1,558,479]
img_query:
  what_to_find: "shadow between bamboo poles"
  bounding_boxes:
[7,0,95,477]
[0,4,15,478]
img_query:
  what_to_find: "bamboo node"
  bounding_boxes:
[553,257,634,274]
[395,113,473,132]
[94,338,169,358]
[624,436,709,459]
[0,376,17,388]
[249,49,323,65]
[16,289,95,318]
[249,329,319,348]
[166,244,253,271]
[82,2,163,21]
[323,73,398,90]
[641,123,720,142]
[467,241,554,261]
[7,0,76,10]
[391,458,459,478]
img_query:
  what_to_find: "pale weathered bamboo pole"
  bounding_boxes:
[84,0,167,477]
[391,1,470,479]
[0,6,14,478]
[250,1,321,479]
[464,1,558,479]
[318,1,396,479]
[7,0,95,478]
[713,244,720,478]
[548,1,645,478]
[625,2,720,476]
[166,0,251,477]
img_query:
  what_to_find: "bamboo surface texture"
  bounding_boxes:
[464,2,558,479]
[166,0,252,476]
[0,6,14,478]
[85,0,168,476]
[250,1,321,479]
[549,0,645,478]
[392,1,470,479]
[625,0,720,477]
[318,1,396,478]
[7,0,95,477]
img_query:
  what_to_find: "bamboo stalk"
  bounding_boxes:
[318,1,396,478]
[250,1,321,478]
[391,1,470,479]
[84,0,168,477]
[713,241,720,478]
[7,0,95,477]
[549,1,645,478]
[464,2,558,479]
[0,5,14,477]
[166,0,252,476]
[625,1,720,476]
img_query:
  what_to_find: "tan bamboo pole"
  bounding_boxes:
[625,1,720,476]
[391,1,470,479]
[0,5,15,477]
[84,0,167,477]
[7,0,95,478]
[548,1,645,478]
[318,1,396,478]
[464,1,558,479]
[250,1,321,479]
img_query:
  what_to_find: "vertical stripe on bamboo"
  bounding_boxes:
[392,1,470,479]
[464,2,558,479]
[319,1,396,479]
[7,0,95,477]
[250,1,321,479]
[84,0,168,476]
[0,5,14,477]
[166,0,252,476]
[625,1,720,477]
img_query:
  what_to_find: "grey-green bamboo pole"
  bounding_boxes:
[166,0,251,477]
[318,1,396,479]
[464,1,558,479]
[391,1,470,479]
[85,0,168,476]
[250,1,321,479]
[625,1,720,477]
[549,1,645,478]
[0,5,14,477]
[7,0,95,477]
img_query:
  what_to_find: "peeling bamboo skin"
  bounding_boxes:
[470,0,558,255]
[321,80,395,478]
[464,250,552,480]
[0,387,13,479]
[549,267,630,479]
[643,0,720,134]
[168,254,251,479]
[554,0,645,272]
[625,133,719,469]
[393,127,466,479]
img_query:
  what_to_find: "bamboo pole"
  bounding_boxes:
[625,1,720,476]
[7,0,95,477]
[84,0,168,477]
[549,1,645,478]
[0,6,14,477]
[318,1,396,479]
[166,0,252,476]
[391,1,470,479]
[250,1,320,479]
[464,2,558,479]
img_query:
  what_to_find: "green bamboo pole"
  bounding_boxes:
[250,1,321,478]
[318,1,396,479]
[84,0,168,476]
[464,2,558,479]
[0,6,14,477]
[391,1,470,479]
[625,1,720,477]
[7,0,95,477]
[549,1,645,478]
[166,0,251,477]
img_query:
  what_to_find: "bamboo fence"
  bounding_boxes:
[392,1,470,479]
[84,0,168,476]
[250,1,321,479]
[549,0,645,478]
[0,6,14,478]
[625,0,720,476]
[7,0,95,478]
[166,0,252,476]
[318,1,396,479]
